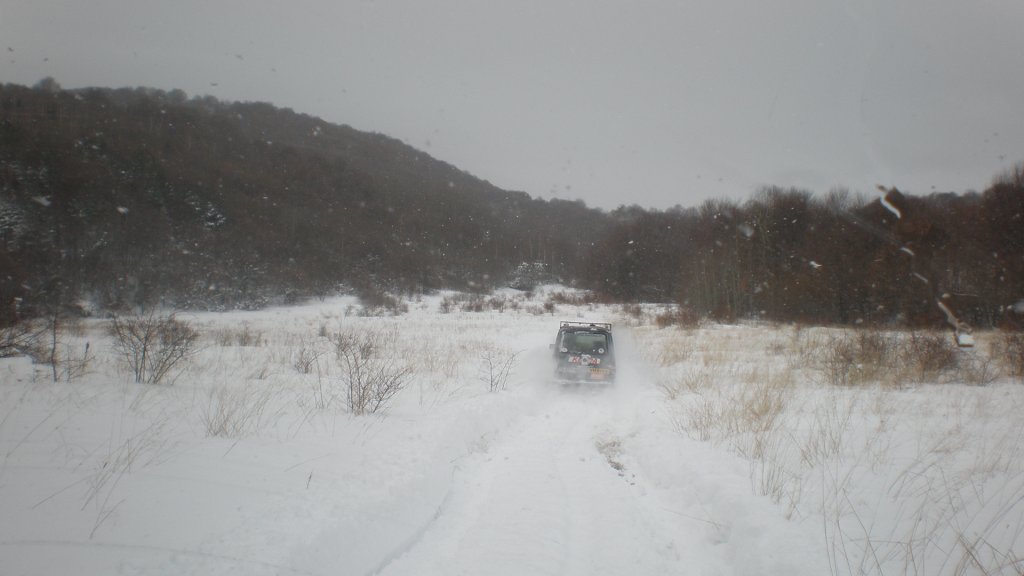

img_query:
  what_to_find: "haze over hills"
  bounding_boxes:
[1,81,1021,329]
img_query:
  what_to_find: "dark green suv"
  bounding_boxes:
[551,321,616,383]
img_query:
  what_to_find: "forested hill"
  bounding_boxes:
[1,81,1021,329]
[0,82,613,314]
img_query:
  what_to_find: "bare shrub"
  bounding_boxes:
[438,293,513,314]
[525,304,546,316]
[997,331,1024,381]
[439,296,455,314]
[814,333,880,387]
[479,348,520,392]
[953,352,1001,385]
[854,330,895,366]
[547,291,583,306]
[902,331,959,381]
[55,341,95,382]
[0,319,46,358]
[22,313,96,382]
[547,290,605,307]
[331,329,412,415]
[0,317,93,382]
[654,310,675,328]
[620,303,643,320]
[109,312,200,384]
[460,296,485,313]
[488,295,508,313]
[814,330,905,386]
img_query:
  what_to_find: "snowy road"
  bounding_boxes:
[376,388,685,575]
[369,332,825,576]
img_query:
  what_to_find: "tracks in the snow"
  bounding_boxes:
[374,385,686,576]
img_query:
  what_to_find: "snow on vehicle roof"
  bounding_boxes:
[559,321,612,331]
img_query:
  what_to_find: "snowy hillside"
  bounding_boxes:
[2,289,1021,575]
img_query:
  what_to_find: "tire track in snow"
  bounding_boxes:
[373,394,579,576]
[362,466,459,576]
[375,378,689,576]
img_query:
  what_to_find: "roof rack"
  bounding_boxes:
[559,321,612,331]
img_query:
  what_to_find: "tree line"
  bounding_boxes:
[1,80,1021,329]
[589,177,1023,329]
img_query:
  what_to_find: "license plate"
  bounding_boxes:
[590,369,608,380]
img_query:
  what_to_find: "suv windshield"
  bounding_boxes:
[562,332,608,354]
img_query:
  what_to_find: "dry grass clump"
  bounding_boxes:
[211,324,265,347]
[632,325,692,370]
[669,362,793,459]
[199,384,281,437]
[292,340,327,375]
[662,354,800,513]
[813,329,994,387]
[657,336,692,367]
[638,322,1024,572]
[654,305,701,329]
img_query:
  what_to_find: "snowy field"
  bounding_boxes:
[1,288,1022,575]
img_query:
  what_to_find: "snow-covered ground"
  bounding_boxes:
[1,290,1021,575]
[632,323,1024,576]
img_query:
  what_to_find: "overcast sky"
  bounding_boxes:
[3,0,1023,210]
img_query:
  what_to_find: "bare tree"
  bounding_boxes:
[478,348,520,392]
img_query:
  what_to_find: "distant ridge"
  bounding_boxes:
[0,81,612,314]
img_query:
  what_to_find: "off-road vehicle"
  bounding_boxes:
[551,321,616,383]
